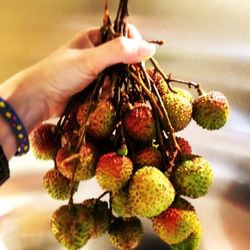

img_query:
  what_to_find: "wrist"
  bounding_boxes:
[0,67,47,134]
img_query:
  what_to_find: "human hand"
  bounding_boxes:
[32,26,156,119]
[0,26,155,159]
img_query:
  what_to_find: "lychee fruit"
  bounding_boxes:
[77,99,116,139]
[50,204,94,250]
[129,166,175,218]
[56,142,97,181]
[82,199,110,238]
[29,123,60,160]
[108,217,143,250]
[161,87,193,132]
[123,103,156,142]
[192,91,230,130]
[152,197,200,245]
[173,155,214,198]
[95,152,133,192]
[43,168,78,200]
[166,136,192,155]
[171,215,202,250]
[134,147,162,169]
[111,187,134,218]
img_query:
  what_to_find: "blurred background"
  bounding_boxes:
[0,0,249,249]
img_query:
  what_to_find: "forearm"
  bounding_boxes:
[0,67,46,159]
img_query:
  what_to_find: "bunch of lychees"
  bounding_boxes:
[30,1,230,250]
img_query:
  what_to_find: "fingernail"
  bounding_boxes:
[138,40,156,59]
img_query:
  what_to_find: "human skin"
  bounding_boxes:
[0,26,155,159]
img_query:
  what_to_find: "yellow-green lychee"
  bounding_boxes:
[161,88,193,132]
[43,168,78,200]
[129,166,175,218]
[50,204,94,250]
[171,216,202,250]
[108,217,143,250]
[96,152,133,192]
[111,187,134,218]
[152,198,199,245]
[56,142,97,181]
[173,155,214,198]
[192,91,230,130]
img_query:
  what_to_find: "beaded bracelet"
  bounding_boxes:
[0,145,9,186]
[0,97,29,156]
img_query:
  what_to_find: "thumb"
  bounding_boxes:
[80,37,156,76]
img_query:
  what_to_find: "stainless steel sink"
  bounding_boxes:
[0,0,250,249]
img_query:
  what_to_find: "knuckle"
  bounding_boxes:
[114,36,128,54]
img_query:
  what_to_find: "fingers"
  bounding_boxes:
[63,28,102,49]
[79,36,156,76]
[64,24,143,50]
[128,24,142,40]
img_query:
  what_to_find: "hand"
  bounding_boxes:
[31,26,156,118]
[0,26,155,159]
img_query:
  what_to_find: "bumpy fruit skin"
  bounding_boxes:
[129,166,175,218]
[111,187,134,218]
[82,199,110,238]
[29,123,60,160]
[77,100,116,139]
[135,147,162,169]
[192,91,230,130]
[96,152,133,192]
[152,198,199,245]
[56,142,97,181]
[173,155,214,198]
[108,217,143,250]
[43,169,78,200]
[166,137,192,156]
[50,204,94,250]
[171,217,202,250]
[123,103,156,141]
[161,88,193,132]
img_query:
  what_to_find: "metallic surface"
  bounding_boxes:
[0,1,250,249]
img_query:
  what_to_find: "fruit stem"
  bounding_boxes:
[138,63,152,91]
[149,57,176,93]
[97,191,110,201]
[76,72,106,150]
[151,83,180,152]
[128,68,163,119]
[114,0,129,36]
[164,73,204,96]
[154,109,168,171]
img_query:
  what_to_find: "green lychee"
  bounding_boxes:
[43,168,78,200]
[161,88,193,132]
[192,91,230,130]
[50,204,94,250]
[56,142,97,181]
[108,217,143,250]
[82,199,110,238]
[77,99,116,139]
[173,155,214,198]
[123,103,156,142]
[134,147,162,169]
[171,217,202,250]
[29,123,60,160]
[111,187,134,218]
[129,166,175,218]
[95,152,133,192]
[152,198,199,244]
